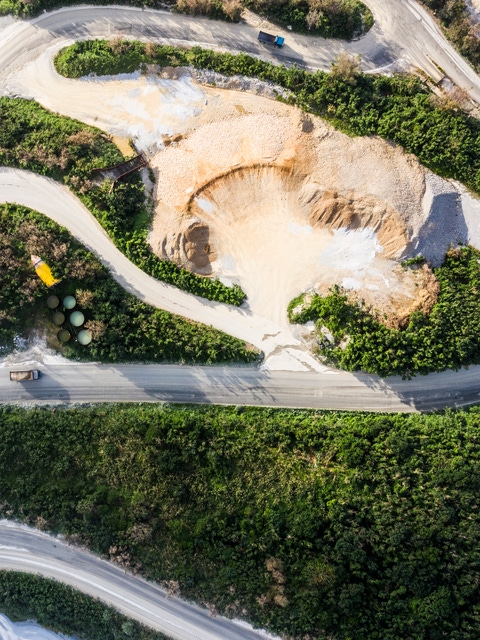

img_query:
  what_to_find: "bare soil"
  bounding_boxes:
[148,80,441,328]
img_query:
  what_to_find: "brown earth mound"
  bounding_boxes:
[349,263,440,329]
[183,221,217,273]
[160,219,217,275]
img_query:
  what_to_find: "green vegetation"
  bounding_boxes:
[0,97,245,305]
[0,571,170,640]
[245,0,373,39]
[421,0,480,73]
[289,247,480,377]
[0,203,256,363]
[173,0,373,39]
[55,41,480,196]
[1,404,480,638]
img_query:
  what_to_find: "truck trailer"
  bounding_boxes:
[10,370,42,381]
[258,31,285,47]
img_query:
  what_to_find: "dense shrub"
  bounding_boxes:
[421,0,480,72]
[1,404,480,638]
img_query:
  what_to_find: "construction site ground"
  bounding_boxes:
[3,41,480,354]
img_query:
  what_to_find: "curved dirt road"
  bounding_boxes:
[0,0,479,101]
[0,167,328,372]
[0,521,272,640]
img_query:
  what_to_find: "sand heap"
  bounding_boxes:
[148,82,454,327]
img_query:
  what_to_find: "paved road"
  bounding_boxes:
[2,361,480,412]
[0,521,273,640]
[365,0,480,101]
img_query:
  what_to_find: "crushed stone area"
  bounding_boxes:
[0,333,74,367]
[4,47,480,333]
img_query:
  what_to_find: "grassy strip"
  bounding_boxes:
[0,203,257,363]
[0,571,170,640]
[289,247,480,377]
[1,404,480,638]
[55,41,480,195]
[0,97,245,306]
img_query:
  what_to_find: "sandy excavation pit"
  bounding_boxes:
[8,50,473,331]
[149,82,460,328]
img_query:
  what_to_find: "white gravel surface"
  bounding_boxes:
[0,614,75,640]
[5,46,208,155]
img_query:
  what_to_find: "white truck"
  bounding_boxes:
[10,370,42,381]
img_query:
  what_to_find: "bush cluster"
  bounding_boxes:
[289,247,480,377]
[1,404,480,639]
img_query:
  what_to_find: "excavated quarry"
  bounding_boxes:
[149,80,457,328]
[7,53,462,330]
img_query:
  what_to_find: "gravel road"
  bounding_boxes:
[0,167,326,372]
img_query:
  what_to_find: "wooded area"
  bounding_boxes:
[0,404,479,639]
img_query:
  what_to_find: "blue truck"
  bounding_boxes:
[258,31,285,47]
